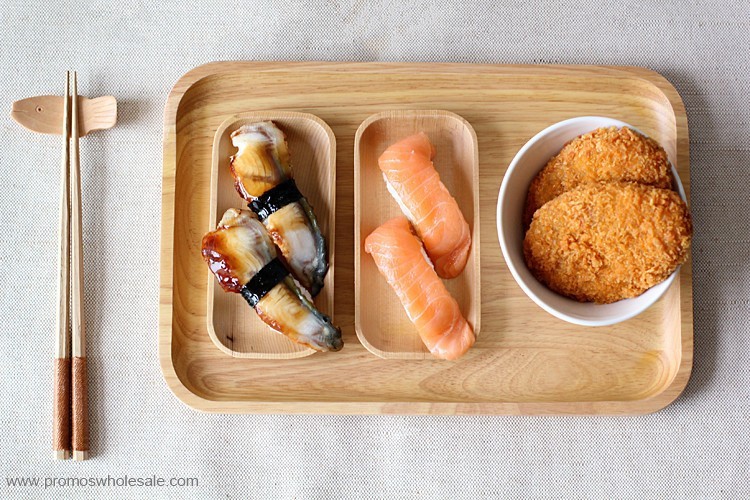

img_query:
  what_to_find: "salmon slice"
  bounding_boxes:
[378,132,471,279]
[364,217,475,360]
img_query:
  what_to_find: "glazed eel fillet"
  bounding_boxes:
[202,208,342,352]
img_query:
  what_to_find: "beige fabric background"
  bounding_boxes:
[1,1,748,498]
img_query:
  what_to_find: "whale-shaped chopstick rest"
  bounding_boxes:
[11,95,117,136]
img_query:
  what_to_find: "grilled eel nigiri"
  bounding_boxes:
[202,208,342,352]
[229,121,328,296]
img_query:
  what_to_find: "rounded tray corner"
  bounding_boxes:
[354,326,431,360]
[205,309,317,360]
[158,340,216,413]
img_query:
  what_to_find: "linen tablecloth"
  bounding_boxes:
[1,1,748,498]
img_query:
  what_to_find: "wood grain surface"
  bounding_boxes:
[207,112,335,359]
[354,110,480,359]
[159,62,693,415]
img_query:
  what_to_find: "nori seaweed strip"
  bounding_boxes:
[239,258,289,308]
[248,179,303,221]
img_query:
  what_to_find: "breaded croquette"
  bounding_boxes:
[523,127,673,227]
[523,182,692,304]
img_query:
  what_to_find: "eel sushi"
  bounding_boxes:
[202,208,342,352]
[378,132,471,279]
[365,217,475,360]
[229,122,328,296]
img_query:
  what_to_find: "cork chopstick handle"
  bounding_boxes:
[53,358,71,459]
[54,71,71,461]
[70,71,89,461]
[72,357,89,459]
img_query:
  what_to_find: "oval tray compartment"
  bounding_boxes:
[354,110,481,359]
[207,111,336,359]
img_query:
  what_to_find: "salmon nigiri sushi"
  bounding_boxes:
[365,217,475,360]
[378,132,471,279]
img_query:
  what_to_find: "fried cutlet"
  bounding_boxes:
[523,182,692,304]
[523,127,673,227]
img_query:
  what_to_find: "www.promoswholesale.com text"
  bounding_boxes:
[6,475,198,489]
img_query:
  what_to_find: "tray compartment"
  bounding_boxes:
[354,110,481,359]
[206,112,336,359]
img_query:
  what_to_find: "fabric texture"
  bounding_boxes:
[1,1,748,498]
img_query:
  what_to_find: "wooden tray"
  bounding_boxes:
[354,110,481,359]
[207,112,336,359]
[160,62,693,415]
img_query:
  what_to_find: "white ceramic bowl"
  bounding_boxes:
[496,116,687,326]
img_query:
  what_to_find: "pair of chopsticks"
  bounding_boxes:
[53,71,89,461]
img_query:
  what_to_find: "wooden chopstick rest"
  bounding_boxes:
[11,95,117,137]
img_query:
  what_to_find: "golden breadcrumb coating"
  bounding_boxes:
[524,127,673,227]
[524,182,692,304]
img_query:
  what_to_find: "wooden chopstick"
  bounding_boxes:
[53,71,72,461]
[70,71,89,461]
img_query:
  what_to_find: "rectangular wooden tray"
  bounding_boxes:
[160,62,693,415]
